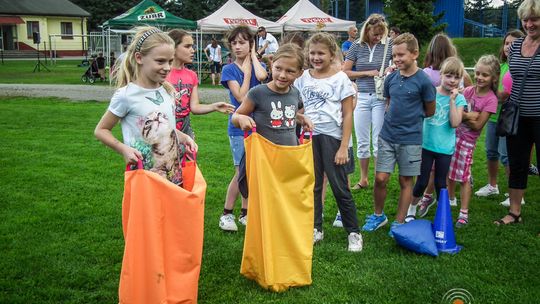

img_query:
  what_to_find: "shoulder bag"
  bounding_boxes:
[374,39,390,101]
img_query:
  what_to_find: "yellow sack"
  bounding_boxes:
[240,132,315,292]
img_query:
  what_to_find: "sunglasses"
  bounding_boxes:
[368,17,385,25]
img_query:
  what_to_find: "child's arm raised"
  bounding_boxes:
[227,57,254,103]
[335,95,354,165]
[94,111,142,164]
[449,88,464,128]
[251,44,268,82]
[231,97,256,131]
[190,85,235,115]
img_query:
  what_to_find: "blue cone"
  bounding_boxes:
[432,188,462,254]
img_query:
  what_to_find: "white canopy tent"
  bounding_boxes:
[197,0,283,33]
[277,0,356,32]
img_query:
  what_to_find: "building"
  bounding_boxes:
[0,0,90,56]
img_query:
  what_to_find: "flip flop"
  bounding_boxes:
[351,182,368,190]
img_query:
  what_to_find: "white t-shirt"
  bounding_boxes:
[258,33,279,55]
[108,83,182,184]
[205,44,221,62]
[294,70,356,140]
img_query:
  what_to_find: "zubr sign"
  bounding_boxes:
[223,18,258,26]
[138,6,166,21]
[300,17,333,23]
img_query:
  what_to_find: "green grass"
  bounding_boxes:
[1,97,539,303]
[0,59,218,87]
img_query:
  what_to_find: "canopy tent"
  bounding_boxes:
[103,0,196,29]
[197,0,282,33]
[277,0,356,32]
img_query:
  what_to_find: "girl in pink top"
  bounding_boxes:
[448,55,500,228]
[166,29,234,138]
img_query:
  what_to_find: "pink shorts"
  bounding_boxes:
[448,137,476,183]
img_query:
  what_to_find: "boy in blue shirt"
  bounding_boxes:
[362,33,436,236]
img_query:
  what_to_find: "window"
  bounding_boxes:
[26,21,39,39]
[61,22,73,40]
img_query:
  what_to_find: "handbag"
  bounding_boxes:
[374,38,390,101]
[496,42,540,136]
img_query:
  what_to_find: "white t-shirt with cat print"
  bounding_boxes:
[294,70,355,140]
[109,83,182,185]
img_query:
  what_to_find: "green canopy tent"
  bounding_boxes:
[103,0,196,29]
[102,0,201,82]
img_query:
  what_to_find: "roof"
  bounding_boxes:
[198,0,282,33]
[277,0,355,32]
[103,0,196,30]
[0,0,90,17]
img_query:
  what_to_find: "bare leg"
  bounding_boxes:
[396,176,414,223]
[224,167,240,210]
[497,188,525,224]
[211,73,216,86]
[488,159,499,186]
[459,181,472,210]
[357,158,370,187]
[374,172,390,214]
[448,178,456,199]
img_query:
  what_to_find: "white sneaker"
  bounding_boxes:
[219,214,238,232]
[500,196,525,207]
[348,232,363,252]
[332,212,343,228]
[238,215,247,226]
[313,229,324,244]
[449,198,458,207]
[475,184,499,197]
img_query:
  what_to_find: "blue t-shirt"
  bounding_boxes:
[423,93,467,155]
[380,69,436,145]
[342,40,353,53]
[221,62,265,136]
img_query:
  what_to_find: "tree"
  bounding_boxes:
[465,0,493,24]
[384,0,446,45]
[240,0,296,21]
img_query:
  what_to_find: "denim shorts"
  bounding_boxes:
[229,135,245,166]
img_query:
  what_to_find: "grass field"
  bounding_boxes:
[1,97,539,303]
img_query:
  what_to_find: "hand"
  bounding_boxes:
[237,115,256,131]
[450,88,459,100]
[367,70,380,77]
[121,146,143,165]
[302,116,314,132]
[464,111,479,122]
[182,135,198,154]
[213,102,235,114]
[240,56,252,75]
[334,146,349,165]
[384,65,396,75]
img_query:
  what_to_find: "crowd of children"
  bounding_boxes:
[95,20,534,296]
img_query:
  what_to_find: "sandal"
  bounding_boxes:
[494,211,522,225]
[351,182,368,190]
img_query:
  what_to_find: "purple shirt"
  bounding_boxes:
[423,66,441,87]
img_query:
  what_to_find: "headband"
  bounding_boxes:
[135,29,162,52]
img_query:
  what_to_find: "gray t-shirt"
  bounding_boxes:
[380,69,436,145]
[247,84,300,146]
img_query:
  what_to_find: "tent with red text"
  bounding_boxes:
[197,0,282,33]
[277,0,355,32]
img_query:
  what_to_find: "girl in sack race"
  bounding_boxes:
[232,43,315,291]
[94,26,203,303]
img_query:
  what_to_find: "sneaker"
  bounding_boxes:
[449,197,458,207]
[529,164,539,176]
[455,215,469,228]
[313,229,324,244]
[333,212,343,228]
[500,196,525,207]
[475,184,499,197]
[238,215,247,226]
[417,196,437,218]
[388,221,402,238]
[219,214,238,232]
[362,213,388,232]
[347,232,363,252]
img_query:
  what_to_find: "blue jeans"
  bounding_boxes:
[485,121,508,166]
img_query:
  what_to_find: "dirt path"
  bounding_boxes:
[0,84,228,104]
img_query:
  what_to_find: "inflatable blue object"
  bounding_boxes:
[392,219,439,257]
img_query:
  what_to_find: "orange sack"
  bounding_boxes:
[240,133,315,292]
[119,160,206,304]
